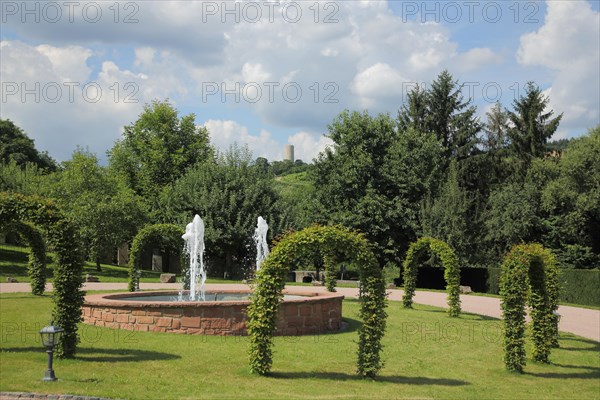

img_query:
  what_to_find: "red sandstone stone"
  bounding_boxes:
[82,290,343,337]
[162,309,183,317]
[135,324,149,332]
[115,314,130,323]
[299,305,312,316]
[284,305,297,317]
[136,316,154,324]
[181,317,201,328]
[103,313,114,322]
[156,317,172,327]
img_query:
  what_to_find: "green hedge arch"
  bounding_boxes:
[9,220,47,295]
[0,192,84,358]
[402,237,461,317]
[128,224,184,291]
[247,225,387,378]
[500,243,560,372]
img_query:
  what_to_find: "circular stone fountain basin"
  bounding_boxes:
[82,290,344,336]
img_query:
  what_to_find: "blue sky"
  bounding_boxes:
[1,0,599,163]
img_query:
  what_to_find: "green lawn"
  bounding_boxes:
[0,293,598,399]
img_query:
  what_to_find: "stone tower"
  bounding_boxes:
[284,144,294,162]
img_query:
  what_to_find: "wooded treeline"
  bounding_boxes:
[2,71,598,275]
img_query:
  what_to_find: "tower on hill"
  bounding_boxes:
[283,144,294,162]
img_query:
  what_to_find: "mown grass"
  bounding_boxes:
[0,293,598,399]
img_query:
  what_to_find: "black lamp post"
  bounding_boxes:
[39,321,63,381]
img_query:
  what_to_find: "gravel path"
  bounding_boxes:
[1,282,598,342]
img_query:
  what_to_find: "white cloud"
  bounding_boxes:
[241,63,271,84]
[288,131,334,162]
[517,1,600,134]
[0,40,144,162]
[4,0,596,162]
[202,120,332,163]
[35,44,92,82]
[203,119,281,160]
[455,48,503,73]
[351,63,408,109]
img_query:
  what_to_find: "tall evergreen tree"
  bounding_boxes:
[398,85,428,134]
[483,102,510,151]
[507,82,562,161]
[427,71,481,159]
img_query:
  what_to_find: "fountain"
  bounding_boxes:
[254,216,269,271]
[82,215,344,336]
[181,215,206,301]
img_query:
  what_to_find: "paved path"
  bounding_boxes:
[2,282,598,342]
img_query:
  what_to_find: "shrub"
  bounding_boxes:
[0,192,84,357]
[247,225,387,378]
[9,220,47,295]
[128,224,184,291]
[500,243,559,372]
[402,237,461,317]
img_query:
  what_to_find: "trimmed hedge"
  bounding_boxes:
[395,266,598,307]
[560,269,600,307]
[395,266,501,294]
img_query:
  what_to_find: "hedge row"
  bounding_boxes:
[560,269,600,307]
[395,266,599,307]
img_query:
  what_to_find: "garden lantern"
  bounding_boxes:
[39,321,63,381]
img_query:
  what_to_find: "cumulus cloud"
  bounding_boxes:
[0,40,144,162]
[288,131,334,162]
[3,0,596,162]
[203,119,332,163]
[203,119,281,160]
[455,48,503,73]
[517,1,600,134]
[351,63,409,109]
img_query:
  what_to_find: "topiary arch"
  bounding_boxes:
[247,225,387,378]
[128,224,184,291]
[8,220,47,295]
[0,192,84,358]
[500,243,560,372]
[402,237,461,317]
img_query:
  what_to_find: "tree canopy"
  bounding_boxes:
[0,119,57,171]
